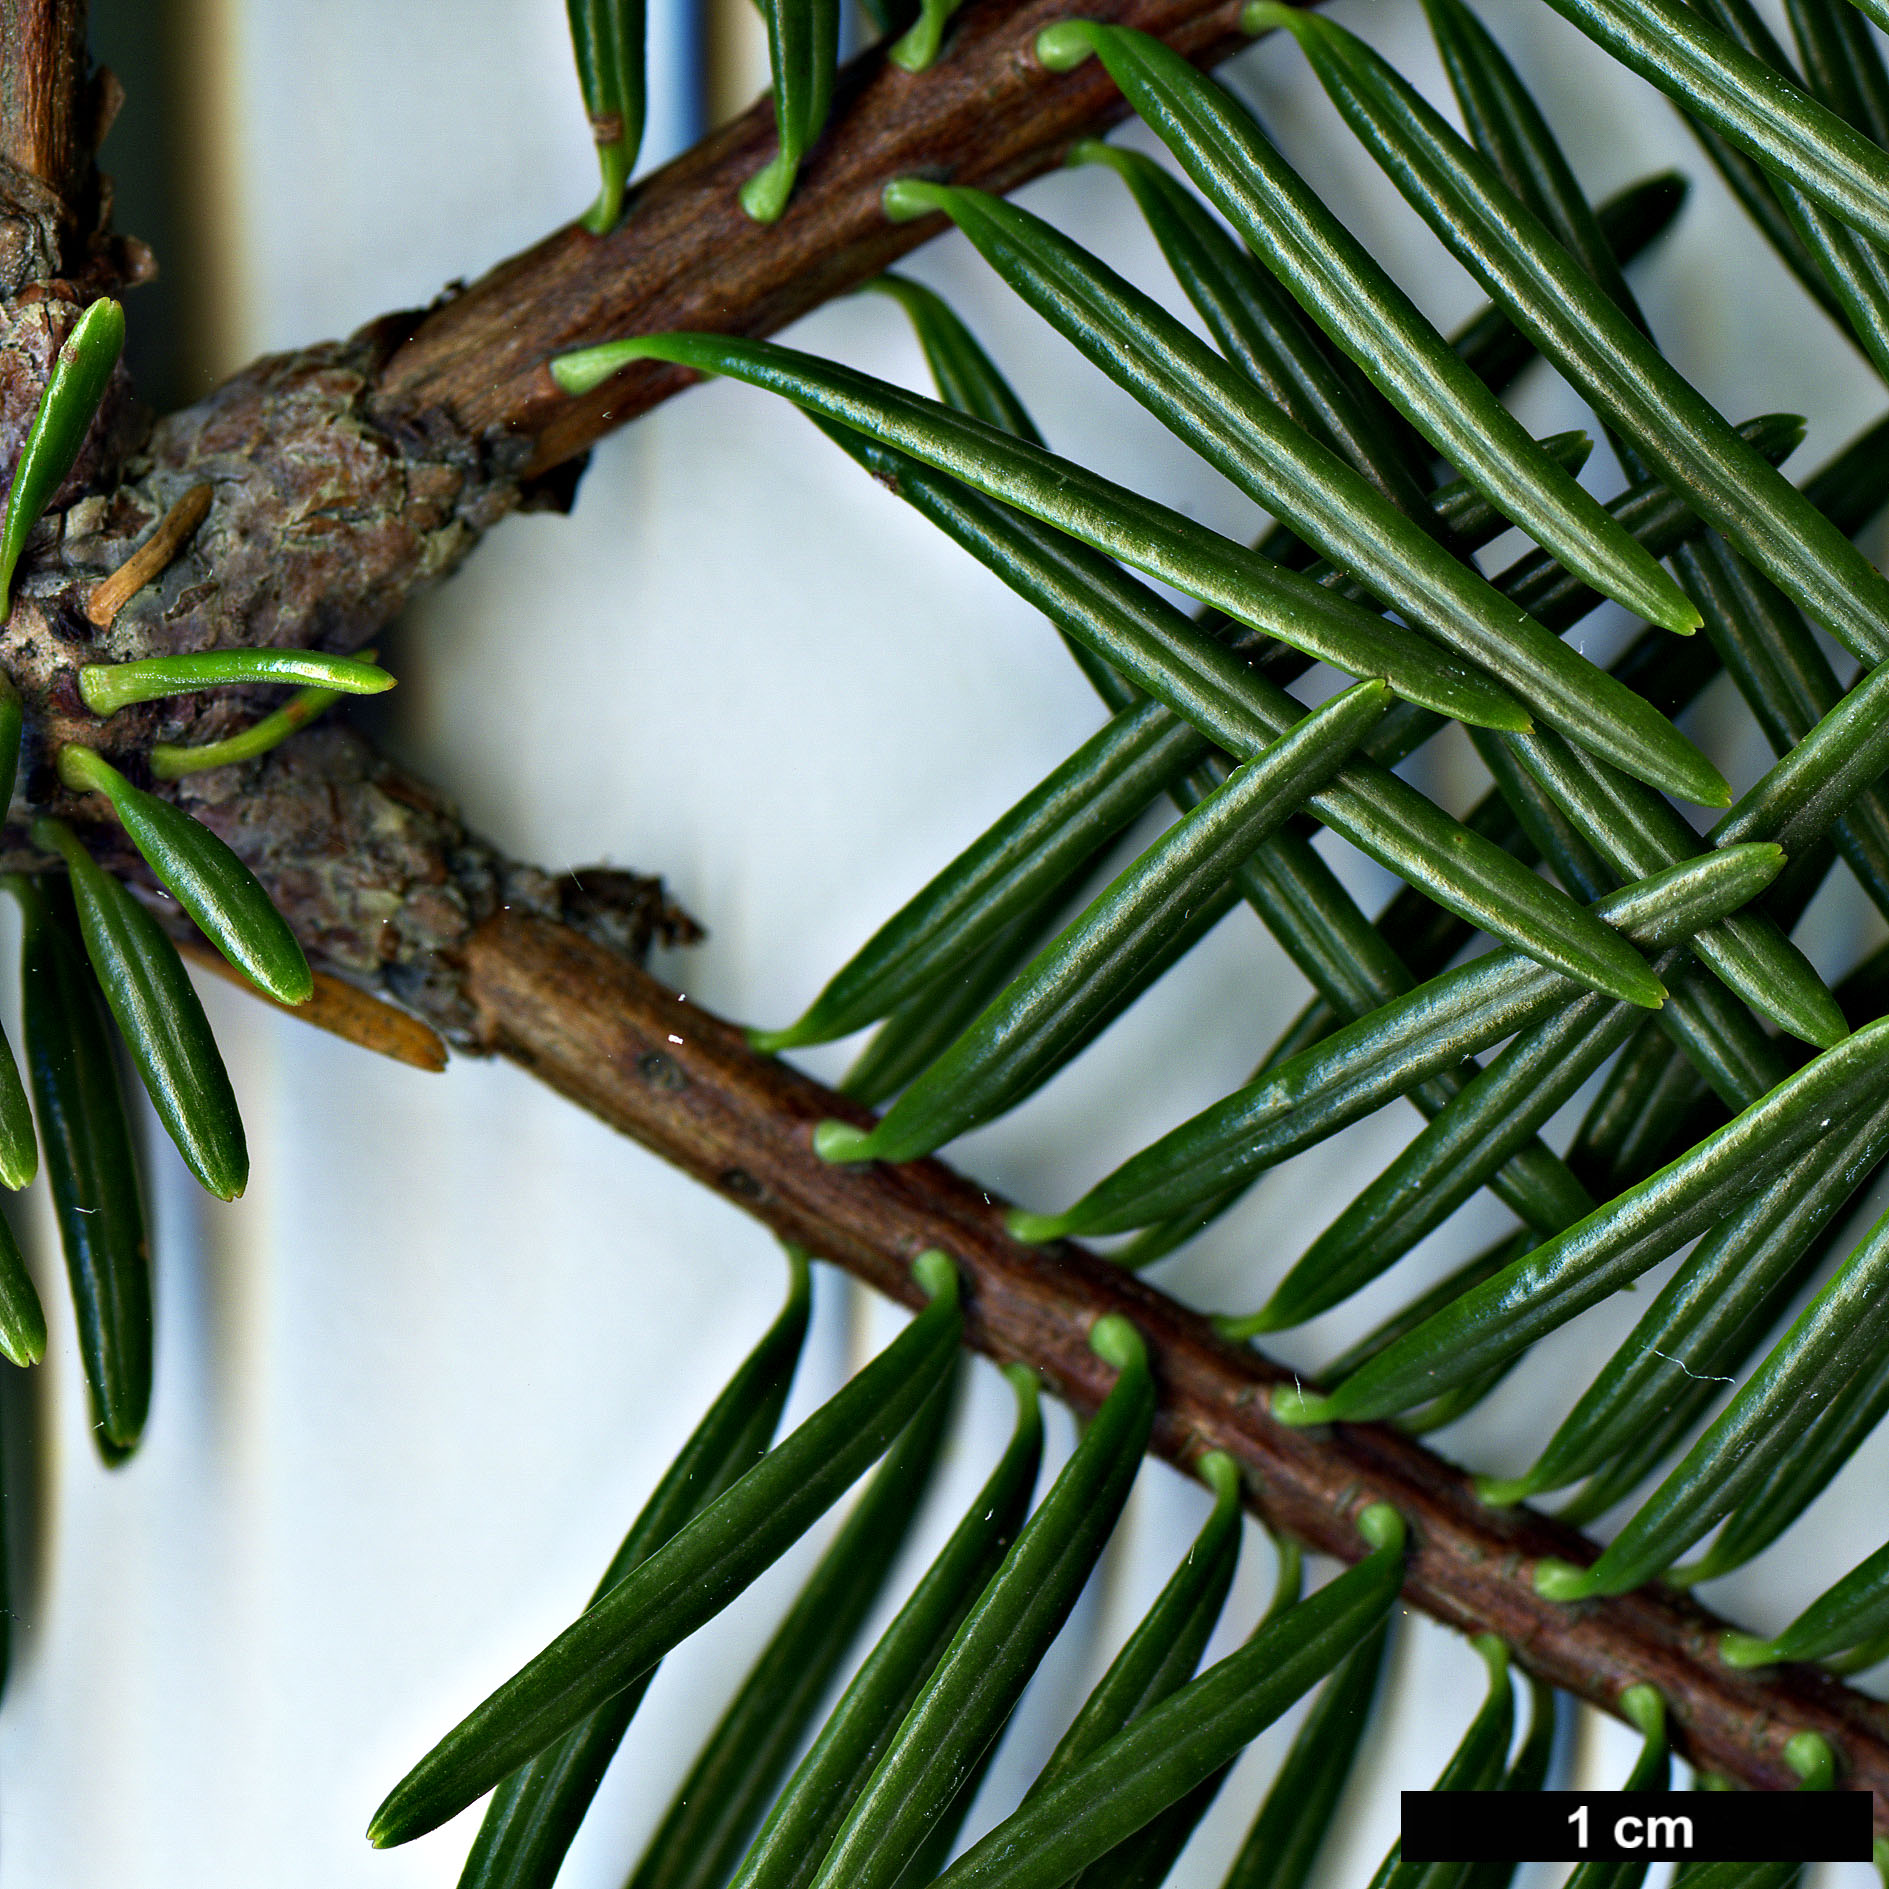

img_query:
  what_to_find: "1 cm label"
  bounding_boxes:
[1569,1805,1693,1852]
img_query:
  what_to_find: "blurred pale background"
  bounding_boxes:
[0,1,1883,1883]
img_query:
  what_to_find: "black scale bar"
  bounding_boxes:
[1401,1790,1873,1861]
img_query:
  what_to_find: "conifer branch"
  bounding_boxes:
[3,0,1885,1836]
[369,0,1261,477]
[0,0,1270,798]
[458,903,1889,1823]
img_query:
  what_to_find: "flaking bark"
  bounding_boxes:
[9,330,526,787]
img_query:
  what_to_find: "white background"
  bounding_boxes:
[0,1,1884,1883]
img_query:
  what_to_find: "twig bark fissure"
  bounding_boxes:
[459,908,1889,1823]
[0,0,87,211]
